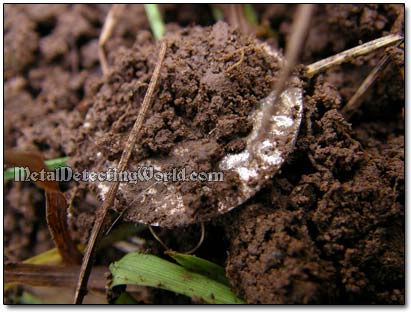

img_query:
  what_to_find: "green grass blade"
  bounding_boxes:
[23,248,62,265]
[166,251,230,286]
[109,253,245,304]
[44,156,70,170]
[144,4,165,40]
[4,156,69,181]
[210,5,224,21]
[244,4,259,26]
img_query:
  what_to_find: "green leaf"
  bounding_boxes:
[4,156,69,181]
[109,253,245,304]
[144,4,165,40]
[166,251,230,286]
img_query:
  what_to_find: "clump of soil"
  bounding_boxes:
[70,21,283,227]
[224,77,404,304]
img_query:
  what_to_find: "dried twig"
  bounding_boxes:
[73,41,167,304]
[306,34,403,78]
[99,4,125,76]
[342,54,391,119]
[227,4,254,35]
[251,4,315,150]
[6,263,107,291]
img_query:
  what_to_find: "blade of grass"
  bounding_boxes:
[244,4,258,26]
[4,156,69,181]
[109,253,245,304]
[23,248,63,266]
[210,5,224,21]
[144,4,165,40]
[166,251,229,286]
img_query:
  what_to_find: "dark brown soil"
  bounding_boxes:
[70,22,284,227]
[224,81,404,304]
[4,3,149,261]
[4,4,404,304]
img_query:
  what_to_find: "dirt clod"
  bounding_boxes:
[71,22,283,227]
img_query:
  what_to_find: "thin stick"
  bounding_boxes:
[342,54,391,119]
[73,41,167,304]
[306,34,403,78]
[99,4,125,76]
[225,4,254,35]
[251,4,315,150]
[6,263,108,291]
